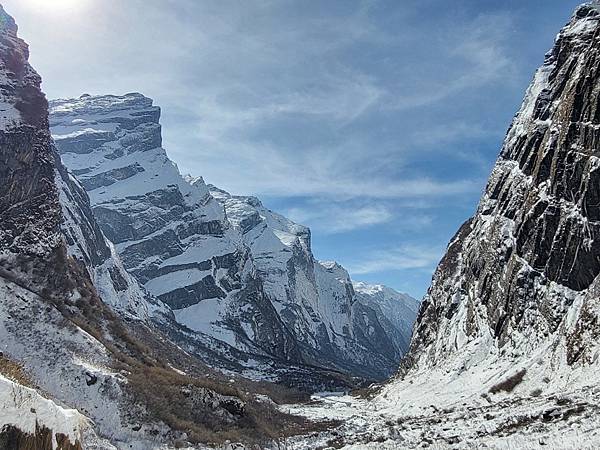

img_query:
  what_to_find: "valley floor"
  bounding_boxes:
[282,386,600,450]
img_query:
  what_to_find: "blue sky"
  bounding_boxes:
[4,0,583,298]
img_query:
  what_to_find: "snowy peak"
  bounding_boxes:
[209,184,311,250]
[319,260,351,280]
[51,93,161,161]
[574,2,600,20]
[52,92,159,123]
[50,93,213,206]
[353,281,420,356]
[353,281,419,312]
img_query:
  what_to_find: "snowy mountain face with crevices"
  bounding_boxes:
[208,185,419,376]
[49,94,418,380]
[399,1,600,384]
[51,93,260,347]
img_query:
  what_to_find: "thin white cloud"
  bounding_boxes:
[285,201,437,234]
[383,13,518,111]
[410,122,493,147]
[174,137,483,199]
[346,244,444,275]
[171,70,384,143]
[285,204,394,234]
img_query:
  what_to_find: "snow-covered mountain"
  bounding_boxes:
[0,7,158,444]
[399,1,600,385]
[0,7,315,448]
[50,93,270,349]
[49,94,418,380]
[353,281,421,358]
[208,185,420,378]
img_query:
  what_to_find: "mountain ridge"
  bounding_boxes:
[49,92,419,381]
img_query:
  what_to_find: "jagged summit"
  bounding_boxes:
[207,183,418,375]
[0,5,18,32]
[577,1,600,15]
[319,260,345,271]
[354,281,399,296]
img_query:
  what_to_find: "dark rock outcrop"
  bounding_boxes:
[0,423,82,450]
[402,2,600,376]
[0,6,60,258]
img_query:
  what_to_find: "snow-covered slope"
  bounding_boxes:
[56,161,168,320]
[50,94,418,380]
[0,276,130,446]
[0,374,92,449]
[353,281,420,357]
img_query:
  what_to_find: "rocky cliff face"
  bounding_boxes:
[0,6,60,259]
[50,94,418,380]
[0,9,161,320]
[50,94,305,361]
[401,2,600,387]
[55,153,172,319]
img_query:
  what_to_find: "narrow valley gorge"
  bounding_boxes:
[2,1,600,450]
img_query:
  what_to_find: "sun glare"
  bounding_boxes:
[24,0,88,14]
